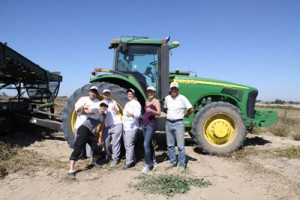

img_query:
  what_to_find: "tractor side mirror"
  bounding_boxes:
[119,41,129,54]
[144,66,152,75]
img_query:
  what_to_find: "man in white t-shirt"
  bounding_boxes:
[74,85,100,163]
[102,89,123,167]
[164,82,194,171]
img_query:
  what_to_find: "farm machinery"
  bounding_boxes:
[0,42,62,133]
[62,36,278,154]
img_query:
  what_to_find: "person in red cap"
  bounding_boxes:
[164,82,194,171]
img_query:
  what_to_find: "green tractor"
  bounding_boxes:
[62,36,278,154]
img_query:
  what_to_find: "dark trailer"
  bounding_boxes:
[0,42,62,132]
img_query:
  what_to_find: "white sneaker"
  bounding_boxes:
[142,166,150,174]
[153,161,158,169]
[92,161,101,168]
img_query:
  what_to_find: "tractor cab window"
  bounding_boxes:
[116,45,159,94]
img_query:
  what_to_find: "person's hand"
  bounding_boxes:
[111,105,116,111]
[146,107,152,112]
[126,112,133,118]
[83,104,89,110]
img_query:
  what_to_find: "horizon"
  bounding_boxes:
[1,0,300,101]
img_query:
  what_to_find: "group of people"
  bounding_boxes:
[67,82,194,180]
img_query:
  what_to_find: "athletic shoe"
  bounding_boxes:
[142,166,150,174]
[122,162,135,170]
[67,172,76,180]
[109,161,118,168]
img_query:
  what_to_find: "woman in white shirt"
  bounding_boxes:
[122,88,141,169]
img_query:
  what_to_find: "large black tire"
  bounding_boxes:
[192,102,247,154]
[61,82,127,148]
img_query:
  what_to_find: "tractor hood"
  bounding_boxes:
[170,70,255,91]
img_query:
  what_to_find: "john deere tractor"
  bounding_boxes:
[62,36,277,154]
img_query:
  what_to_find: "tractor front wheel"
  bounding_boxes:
[192,102,247,154]
[61,82,127,148]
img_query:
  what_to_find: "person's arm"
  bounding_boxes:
[182,96,194,117]
[127,101,141,119]
[184,107,195,117]
[112,101,120,115]
[146,99,161,116]
[132,101,141,118]
[81,106,94,115]
[75,97,85,112]
[96,116,106,145]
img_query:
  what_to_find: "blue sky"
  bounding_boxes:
[1,0,299,101]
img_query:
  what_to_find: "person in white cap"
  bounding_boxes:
[102,89,123,167]
[141,86,161,174]
[122,88,141,169]
[164,82,194,171]
[74,85,100,164]
[68,101,108,180]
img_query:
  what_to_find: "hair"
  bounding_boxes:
[99,103,108,108]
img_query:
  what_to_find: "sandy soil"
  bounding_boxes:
[0,131,299,200]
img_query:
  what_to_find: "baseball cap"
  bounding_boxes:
[89,85,98,91]
[126,88,135,94]
[169,82,179,89]
[102,89,110,94]
[99,100,108,107]
[147,86,156,92]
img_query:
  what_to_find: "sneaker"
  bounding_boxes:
[142,166,150,174]
[98,158,109,165]
[67,172,76,180]
[109,161,118,168]
[167,162,177,168]
[177,166,186,172]
[92,161,101,168]
[153,161,158,169]
[122,162,135,170]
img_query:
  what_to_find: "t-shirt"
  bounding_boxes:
[82,108,105,132]
[164,94,193,120]
[122,99,141,131]
[74,96,100,129]
[105,99,122,127]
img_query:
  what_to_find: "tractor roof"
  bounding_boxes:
[109,36,168,49]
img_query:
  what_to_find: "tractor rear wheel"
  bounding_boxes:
[61,82,127,148]
[192,102,247,154]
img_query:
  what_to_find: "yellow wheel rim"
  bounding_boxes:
[71,110,77,133]
[204,114,235,146]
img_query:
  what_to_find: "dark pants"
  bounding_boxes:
[70,125,101,161]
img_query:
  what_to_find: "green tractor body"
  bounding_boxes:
[62,36,278,154]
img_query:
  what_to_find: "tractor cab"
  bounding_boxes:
[109,36,179,99]
[116,44,159,93]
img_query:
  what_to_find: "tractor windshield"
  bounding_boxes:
[116,45,160,94]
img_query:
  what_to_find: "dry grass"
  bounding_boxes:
[254,107,300,141]
[0,141,67,179]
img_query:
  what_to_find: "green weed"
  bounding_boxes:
[131,174,211,197]
[272,146,300,159]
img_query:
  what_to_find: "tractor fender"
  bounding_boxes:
[90,74,146,102]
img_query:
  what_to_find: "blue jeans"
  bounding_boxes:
[165,121,185,167]
[143,123,156,167]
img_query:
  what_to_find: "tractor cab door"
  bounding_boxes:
[115,45,160,97]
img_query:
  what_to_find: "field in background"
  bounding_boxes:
[255,104,300,140]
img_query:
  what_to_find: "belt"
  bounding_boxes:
[167,119,183,123]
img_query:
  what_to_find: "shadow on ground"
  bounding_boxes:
[0,126,64,147]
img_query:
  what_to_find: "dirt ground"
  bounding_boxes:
[0,130,299,200]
